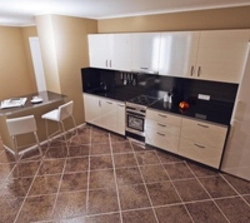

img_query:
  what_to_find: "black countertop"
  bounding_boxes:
[149,99,233,126]
[84,88,233,126]
[84,86,167,102]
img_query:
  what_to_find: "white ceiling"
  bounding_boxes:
[1,0,250,27]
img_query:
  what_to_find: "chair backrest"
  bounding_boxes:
[58,100,74,121]
[6,115,37,136]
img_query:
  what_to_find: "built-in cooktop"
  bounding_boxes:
[127,95,159,106]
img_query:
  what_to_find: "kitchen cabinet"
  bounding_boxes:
[221,47,250,181]
[88,34,131,71]
[195,30,250,83]
[88,30,249,82]
[83,93,125,135]
[145,109,181,153]
[159,30,250,83]
[131,33,161,74]
[179,118,228,168]
[145,107,228,168]
[83,93,102,126]
[159,31,199,77]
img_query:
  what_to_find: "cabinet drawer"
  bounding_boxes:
[146,128,179,153]
[179,138,223,168]
[146,109,182,127]
[146,119,180,136]
[181,118,227,148]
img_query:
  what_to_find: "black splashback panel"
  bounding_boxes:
[81,68,238,104]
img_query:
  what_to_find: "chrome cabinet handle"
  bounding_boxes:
[197,66,201,77]
[158,123,166,127]
[194,143,206,149]
[98,100,101,107]
[106,101,113,104]
[110,60,112,67]
[140,67,148,70]
[190,66,194,76]
[117,104,124,107]
[197,123,209,128]
[157,132,165,136]
[158,114,167,118]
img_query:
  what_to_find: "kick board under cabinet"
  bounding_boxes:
[146,108,228,168]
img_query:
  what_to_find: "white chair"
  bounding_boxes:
[6,115,42,160]
[41,100,78,152]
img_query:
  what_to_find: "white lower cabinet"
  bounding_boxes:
[145,108,228,168]
[179,138,223,168]
[179,118,228,168]
[146,128,180,153]
[83,93,125,135]
[83,93,102,126]
[146,109,181,153]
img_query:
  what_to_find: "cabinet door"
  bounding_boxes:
[109,34,132,71]
[88,34,110,69]
[117,103,125,135]
[146,109,182,127]
[179,138,222,168]
[146,128,179,153]
[181,118,227,149]
[195,30,250,83]
[101,99,116,131]
[83,94,102,126]
[159,31,199,77]
[131,33,161,73]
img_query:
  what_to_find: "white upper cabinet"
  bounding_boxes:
[88,30,250,83]
[88,34,132,71]
[195,30,250,83]
[159,31,200,78]
[110,34,132,71]
[88,34,110,69]
[131,33,161,74]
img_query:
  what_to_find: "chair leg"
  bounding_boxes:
[12,136,19,161]
[44,119,51,147]
[60,121,70,155]
[34,132,43,157]
[70,115,81,144]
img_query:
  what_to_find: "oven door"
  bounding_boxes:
[126,111,145,136]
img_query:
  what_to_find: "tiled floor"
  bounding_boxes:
[0,125,250,223]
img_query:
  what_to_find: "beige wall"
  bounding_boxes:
[36,15,62,93]
[98,6,250,33]
[36,14,97,124]
[0,26,36,100]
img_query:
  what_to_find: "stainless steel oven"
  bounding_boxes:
[125,95,159,143]
[126,103,146,139]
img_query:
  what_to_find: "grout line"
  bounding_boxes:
[156,154,196,223]
[219,173,250,208]
[13,149,46,223]
[130,141,160,223]
[85,126,92,214]
[0,162,18,190]
[109,133,124,223]
[49,145,67,219]
[185,162,231,223]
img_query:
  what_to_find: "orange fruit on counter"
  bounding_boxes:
[179,101,189,109]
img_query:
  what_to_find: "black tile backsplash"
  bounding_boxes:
[81,68,238,104]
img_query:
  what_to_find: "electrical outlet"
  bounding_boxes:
[198,94,210,100]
